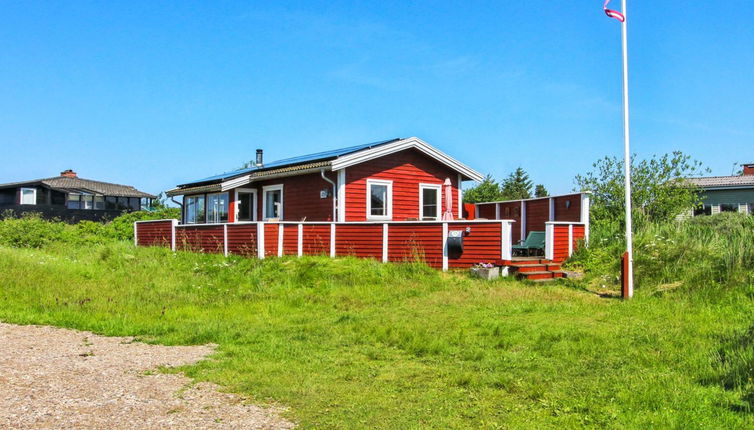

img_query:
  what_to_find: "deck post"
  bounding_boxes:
[549,197,555,221]
[257,222,265,259]
[568,224,574,257]
[500,221,512,261]
[278,224,284,257]
[133,221,138,247]
[223,224,228,257]
[495,203,500,219]
[171,219,178,251]
[581,193,591,246]
[442,222,449,271]
[544,223,554,261]
[330,223,336,258]
[297,224,303,257]
[382,223,388,263]
[520,200,527,241]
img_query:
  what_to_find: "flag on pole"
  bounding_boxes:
[603,0,625,22]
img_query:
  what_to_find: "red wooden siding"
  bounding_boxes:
[282,224,299,256]
[525,199,549,235]
[302,224,330,255]
[387,223,444,268]
[135,221,173,247]
[251,171,336,222]
[176,225,224,253]
[227,224,257,256]
[572,225,586,251]
[476,204,497,219]
[264,223,279,256]
[499,202,522,243]
[553,194,582,222]
[344,149,460,222]
[447,222,503,268]
[551,225,570,262]
[335,224,382,259]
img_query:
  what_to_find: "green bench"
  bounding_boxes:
[512,231,546,257]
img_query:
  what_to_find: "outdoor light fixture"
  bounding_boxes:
[565,200,571,209]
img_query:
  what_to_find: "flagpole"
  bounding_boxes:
[620,0,634,298]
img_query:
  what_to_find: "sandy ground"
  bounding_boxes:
[0,323,294,429]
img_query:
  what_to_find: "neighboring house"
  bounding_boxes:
[0,170,156,222]
[683,162,754,216]
[167,137,484,224]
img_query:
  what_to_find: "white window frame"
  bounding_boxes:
[366,179,393,220]
[206,192,230,223]
[184,194,206,224]
[419,183,442,221]
[234,188,258,222]
[262,184,284,220]
[20,188,37,205]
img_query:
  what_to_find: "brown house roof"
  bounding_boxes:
[683,175,754,189]
[0,176,156,198]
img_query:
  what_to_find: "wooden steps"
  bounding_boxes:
[499,258,565,282]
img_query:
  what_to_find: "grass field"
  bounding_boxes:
[1,231,753,428]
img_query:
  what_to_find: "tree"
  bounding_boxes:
[574,151,709,227]
[534,184,549,198]
[500,167,532,200]
[463,174,503,203]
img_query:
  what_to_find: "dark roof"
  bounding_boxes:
[177,138,400,187]
[0,176,156,198]
[683,175,754,188]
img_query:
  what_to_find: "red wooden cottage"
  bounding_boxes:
[166,137,483,224]
[137,137,589,278]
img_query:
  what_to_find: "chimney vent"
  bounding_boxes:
[743,163,754,176]
[60,169,77,178]
[255,149,263,167]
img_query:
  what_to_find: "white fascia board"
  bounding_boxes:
[330,137,484,182]
[221,175,252,191]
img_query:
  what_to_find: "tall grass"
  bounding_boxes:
[0,215,752,427]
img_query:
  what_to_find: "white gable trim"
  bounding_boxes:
[330,137,484,182]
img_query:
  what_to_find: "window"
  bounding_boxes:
[20,188,36,205]
[207,192,229,223]
[117,197,129,210]
[67,193,81,209]
[419,184,441,220]
[720,203,738,213]
[129,197,140,211]
[81,195,93,210]
[236,189,257,222]
[263,185,283,220]
[105,196,117,210]
[749,203,754,216]
[366,179,392,220]
[185,195,206,224]
[693,204,712,216]
[94,196,105,210]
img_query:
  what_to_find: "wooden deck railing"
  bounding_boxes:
[134,220,517,271]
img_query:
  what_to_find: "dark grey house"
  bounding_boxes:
[682,162,754,217]
[0,170,156,222]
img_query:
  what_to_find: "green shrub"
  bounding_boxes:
[0,213,66,248]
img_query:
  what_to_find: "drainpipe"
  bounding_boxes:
[320,169,337,222]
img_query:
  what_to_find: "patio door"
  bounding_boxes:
[236,189,257,222]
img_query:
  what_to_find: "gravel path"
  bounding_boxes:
[0,323,294,429]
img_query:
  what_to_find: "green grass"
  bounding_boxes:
[1,237,753,429]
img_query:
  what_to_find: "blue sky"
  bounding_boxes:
[1,1,752,195]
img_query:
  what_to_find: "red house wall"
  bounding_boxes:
[251,171,337,222]
[525,199,549,235]
[553,194,582,222]
[344,149,460,222]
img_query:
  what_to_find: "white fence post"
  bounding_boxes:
[568,224,574,257]
[545,222,554,261]
[501,221,512,261]
[297,224,303,257]
[257,222,265,259]
[382,223,388,263]
[171,219,178,251]
[330,223,336,257]
[133,221,138,246]
[581,193,591,246]
[223,224,228,257]
[278,224,284,257]
[442,222,449,271]
[520,200,527,242]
